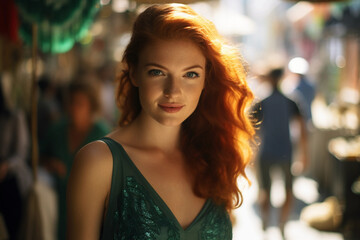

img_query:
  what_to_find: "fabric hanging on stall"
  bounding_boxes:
[15,0,100,53]
[0,0,22,72]
[0,0,19,43]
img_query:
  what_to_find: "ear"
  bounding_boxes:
[129,68,139,87]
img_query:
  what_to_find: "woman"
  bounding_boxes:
[41,80,110,240]
[67,4,255,239]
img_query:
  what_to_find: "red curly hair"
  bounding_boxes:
[116,3,255,211]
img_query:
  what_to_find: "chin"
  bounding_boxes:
[155,116,185,127]
[159,120,183,127]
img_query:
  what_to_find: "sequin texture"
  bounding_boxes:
[113,177,179,240]
[200,204,232,239]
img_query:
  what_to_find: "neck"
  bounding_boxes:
[129,112,181,153]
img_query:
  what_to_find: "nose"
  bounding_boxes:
[164,76,181,98]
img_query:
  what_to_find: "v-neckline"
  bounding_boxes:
[107,137,211,231]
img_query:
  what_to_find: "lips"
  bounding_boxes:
[158,103,184,113]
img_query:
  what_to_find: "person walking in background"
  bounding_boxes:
[253,67,309,239]
[41,79,110,240]
[0,78,31,240]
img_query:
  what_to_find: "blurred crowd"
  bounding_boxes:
[0,69,115,240]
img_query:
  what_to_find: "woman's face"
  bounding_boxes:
[69,91,92,127]
[132,38,206,127]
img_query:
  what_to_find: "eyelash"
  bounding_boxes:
[148,69,164,76]
[147,69,200,78]
[184,72,199,78]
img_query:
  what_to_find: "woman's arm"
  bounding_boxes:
[66,140,113,240]
[292,115,309,175]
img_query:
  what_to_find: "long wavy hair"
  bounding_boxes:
[116,3,255,211]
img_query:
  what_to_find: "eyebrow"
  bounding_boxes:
[144,63,204,71]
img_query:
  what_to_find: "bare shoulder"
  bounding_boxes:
[75,140,112,165]
[67,140,114,239]
[69,140,113,190]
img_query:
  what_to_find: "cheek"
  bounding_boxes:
[82,103,92,115]
[139,82,162,100]
[72,102,91,118]
[138,85,158,110]
[193,90,204,108]
[186,82,204,101]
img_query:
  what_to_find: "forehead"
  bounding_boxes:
[138,38,206,67]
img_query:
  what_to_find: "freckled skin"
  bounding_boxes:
[132,38,206,127]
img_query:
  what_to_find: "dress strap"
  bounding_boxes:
[100,137,124,190]
[101,137,123,179]
[99,137,123,239]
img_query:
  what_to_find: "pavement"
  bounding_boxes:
[232,167,345,240]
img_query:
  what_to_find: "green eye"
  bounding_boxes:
[148,69,163,76]
[185,72,199,78]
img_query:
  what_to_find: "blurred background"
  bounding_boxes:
[0,0,359,239]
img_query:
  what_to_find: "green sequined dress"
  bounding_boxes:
[100,137,232,240]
